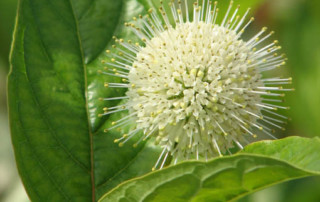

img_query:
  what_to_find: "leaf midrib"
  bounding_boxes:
[67,0,95,201]
[65,0,131,201]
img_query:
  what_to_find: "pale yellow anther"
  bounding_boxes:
[210,97,218,103]
[190,68,197,76]
[180,102,186,109]
[212,106,219,112]
[137,88,143,93]
[197,71,204,77]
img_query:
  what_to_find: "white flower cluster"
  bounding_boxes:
[100,0,292,170]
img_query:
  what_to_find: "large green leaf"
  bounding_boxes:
[99,137,320,202]
[8,0,161,201]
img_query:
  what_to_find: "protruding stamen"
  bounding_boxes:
[221,0,233,27]
[152,147,167,171]
[212,138,222,156]
[234,7,251,32]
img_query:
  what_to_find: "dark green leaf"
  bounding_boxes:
[99,137,320,202]
[8,0,160,201]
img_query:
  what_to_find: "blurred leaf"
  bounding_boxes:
[8,0,161,201]
[282,176,320,202]
[138,0,265,22]
[275,0,320,137]
[99,137,320,202]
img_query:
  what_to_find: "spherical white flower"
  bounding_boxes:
[100,0,293,170]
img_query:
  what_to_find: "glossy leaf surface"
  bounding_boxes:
[100,137,320,202]
[8,0,160,201]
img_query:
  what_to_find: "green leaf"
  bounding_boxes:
[8,0,160,201]
[99,137,320,202]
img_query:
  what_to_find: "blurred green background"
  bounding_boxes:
[0,0,319,201]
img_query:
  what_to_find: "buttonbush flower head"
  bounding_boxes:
[100,0,293,170]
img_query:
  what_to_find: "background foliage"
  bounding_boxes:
[1,0,320,201]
